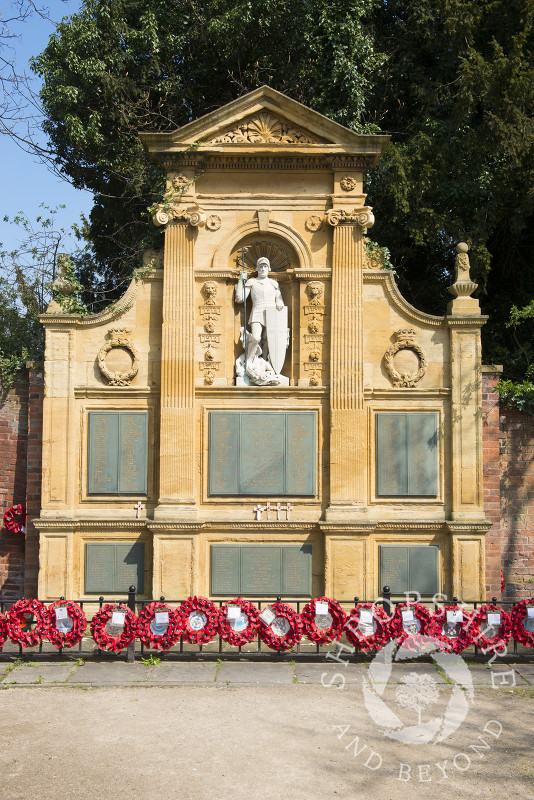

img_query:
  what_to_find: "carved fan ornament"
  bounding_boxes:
[383,329,427,388]
[211,112,322,144]
[236,241,291,273]
[98,329,139,386]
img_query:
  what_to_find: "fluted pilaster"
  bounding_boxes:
[328,223,366,510]
[157,220,197,515]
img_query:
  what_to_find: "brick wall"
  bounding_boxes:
[483,368,534,601]
[0,379,28,599]
[482,369,503,598]
[0,369,43,600]
[24,368,44,596]
[499,407,534,600]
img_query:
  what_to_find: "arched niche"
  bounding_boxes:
[224,227,308,386]
[212,219,313,272]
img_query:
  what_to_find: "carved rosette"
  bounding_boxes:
[325,207,375,228]
[152,204,206,228]
[302,282,326,386]
[198,282,221,384]
[383,329,427,388]
[97,329,139,386]
[339,176,357,192]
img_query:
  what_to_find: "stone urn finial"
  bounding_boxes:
[52,254,78,296]
[448,242,477,298]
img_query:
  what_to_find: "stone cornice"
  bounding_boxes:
[364,271,445,327]
[33,519,149,531]
[156,154,377,172]
[39,271,163,328]
[446,521,492,535]
[195,386,328,399]
[446,316,489,328]
[365,388,450,399]
[74,387,158,398]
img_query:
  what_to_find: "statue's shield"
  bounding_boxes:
[265,306,288,375]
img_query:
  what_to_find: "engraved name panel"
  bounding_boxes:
[209,412,316,496]
[85,542,144,593]
[211,545,312,596]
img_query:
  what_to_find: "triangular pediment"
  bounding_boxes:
[207,109,326,145]
[140,86,389,157]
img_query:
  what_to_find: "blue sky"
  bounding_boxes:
[0,0,92,254]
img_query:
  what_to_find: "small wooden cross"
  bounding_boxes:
[286,503,293,521]
[254,504,265,521]
[276,503,283,521]
[134,501,143,519]
[266,501,271,520]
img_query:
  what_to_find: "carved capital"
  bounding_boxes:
[152,204,206,228]
[325,207,375,228]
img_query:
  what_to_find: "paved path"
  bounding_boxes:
[1,655,534,687]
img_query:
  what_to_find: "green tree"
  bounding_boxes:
[0,206,86,388]
[366,0,534,383]
[29,0,534,405]
[31,0,384,309]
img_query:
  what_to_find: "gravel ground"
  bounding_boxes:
[0,664,533,800]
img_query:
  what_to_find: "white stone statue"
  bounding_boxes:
[235,257,289,386]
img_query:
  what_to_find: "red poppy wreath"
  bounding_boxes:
[136,602,183,650]
[344,602,391,652]
[389,602,433,647]
[46,600,87,649]
[178,596,219,645]
[466,604,512,652]
[511,599,534,648]
[3,504,26,534]
[428,605,472,654]
[90,603,137,653]
[301,596,347,645]
[0,613,8,648]
[6,598,48,647]
[258,602,302,652]
[217,598,260,647]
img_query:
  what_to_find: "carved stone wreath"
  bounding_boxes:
[383,329,427,388]
[97,329,139,386]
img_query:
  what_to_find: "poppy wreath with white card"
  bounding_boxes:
[0,612,8,648]
[344,602,391,652]
[467,603,512,651]
[217,598,260,646]
[90,603,137,653]
[428,605,472,654]
[178,596,219,645]
[301,597,347,644]
[46,600,87,649]
[511,599,534,647]
[389,602,432,645]
[136,602,183,650]
[258,602,303,651]
[6,598,48,647]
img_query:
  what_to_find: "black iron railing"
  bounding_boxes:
[0,586,531,662]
